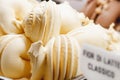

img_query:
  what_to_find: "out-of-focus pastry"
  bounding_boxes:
[0,34,31,78]
[29,35,82,80]
[115,21,120,32]
[83,0,120,29]
[23,0,61,45]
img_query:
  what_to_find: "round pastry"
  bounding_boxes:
[83,0,120,28]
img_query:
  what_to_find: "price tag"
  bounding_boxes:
[0,76,12,80]
[80,44,120,80]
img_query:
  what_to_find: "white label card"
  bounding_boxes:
[80,44,120,80]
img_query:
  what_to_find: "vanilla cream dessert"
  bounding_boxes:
[0,0,38,34]
[29,35,82,80]
[0,34,31,78]
[67,22,120,52]
[106,26,120,52]
[0,28,5,35]
[58,1,89,34]
[0,61,3,76]
[23,0,61,45]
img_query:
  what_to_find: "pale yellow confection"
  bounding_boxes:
[28,41,47,80]
[0,34,31,78]
[106,27,120,52]
[0,27,5,35]
[67,22,120,52]
[0,0,37,34]
[29,35,82,80]
[0,64,3,76]
[0,5,22,34]
[109,42,120,53]
[58,1,88,34]
[23,0,61,45]
[67,23,111,49]
[14,77,29,80]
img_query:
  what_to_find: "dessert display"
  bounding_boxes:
[0,0,120,80]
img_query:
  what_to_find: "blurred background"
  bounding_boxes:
[39,0,120,32]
